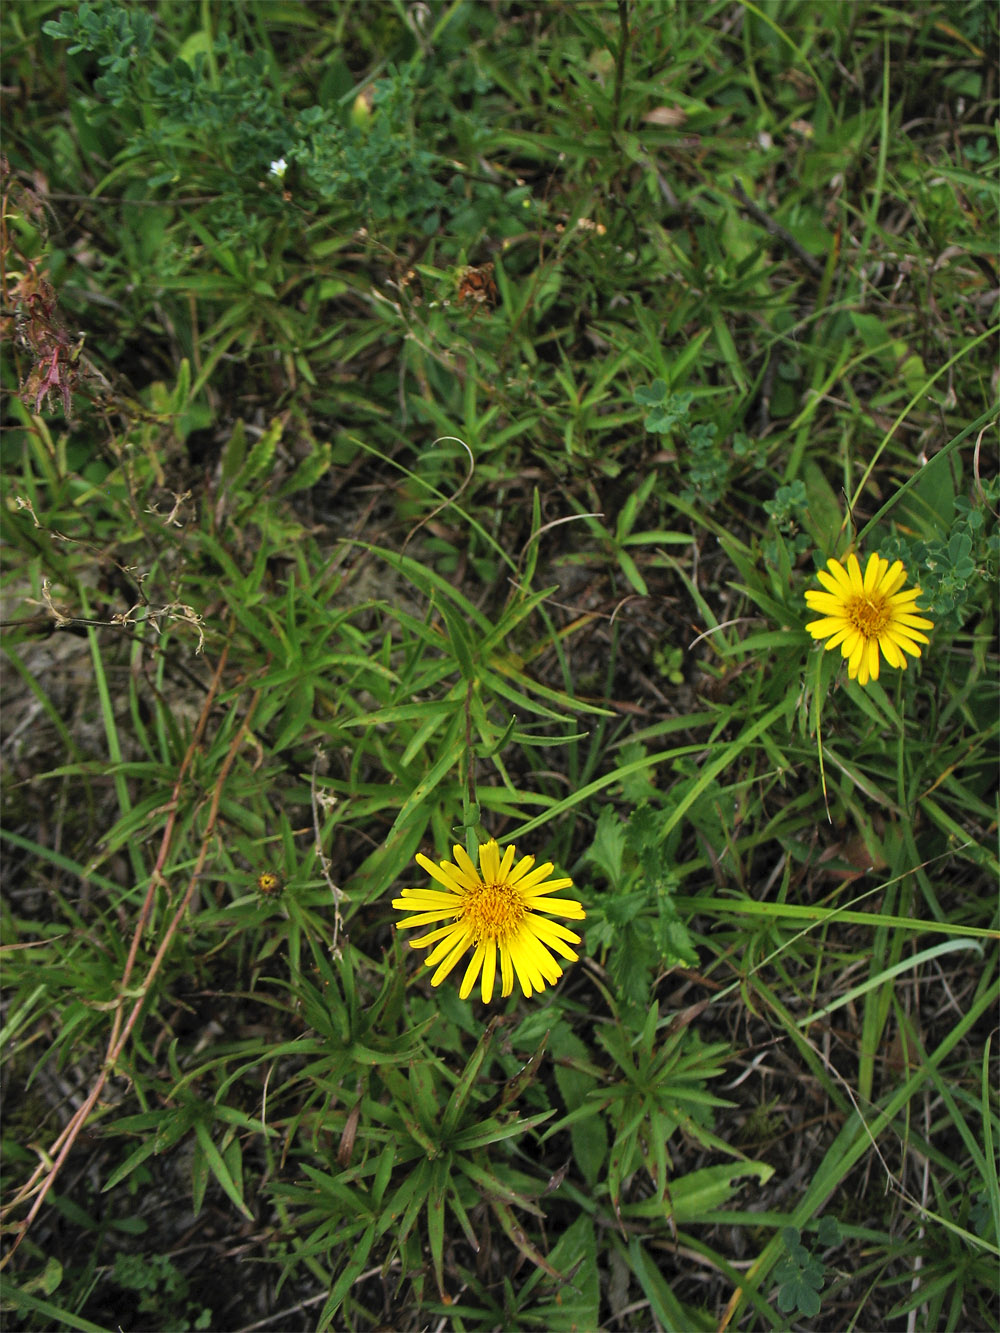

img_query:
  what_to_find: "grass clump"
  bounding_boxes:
[1,2,997,1331]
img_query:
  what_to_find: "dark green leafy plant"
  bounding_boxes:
[290,62,446,226]
[880,480,1000,630]
[42,1,153,105]
[635,379,730,505]
[583,804,698,1026]
[112,1252,213,1331]
[774,1224,828,1319]
[763,479,811,562]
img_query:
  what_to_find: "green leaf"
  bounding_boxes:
[553,1036,608,1188]
[244,417,284,480]
[449,1108,554,1153]
[0,1277,115,1333]
[192,1120,253,1220]
[623,1237,714,1332]
[408,1057,441,1135]
[530,1214,600,1331]
[634,379,667,406]
[617,548,649,596]
[441,1016,502,1137]
[318,1221,376,1330]
[622,1161,774,1222]
[427,1162,448,1299]
[583,806,627,886]
[277,440,332,497]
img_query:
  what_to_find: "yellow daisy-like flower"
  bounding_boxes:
[393,839,585,1003]
[805,552,933,686]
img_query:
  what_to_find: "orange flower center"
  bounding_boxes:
[846,593,891,640]
[463,880,526,944]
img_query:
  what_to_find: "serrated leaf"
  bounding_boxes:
[571,1113,608,1189]
[583,806,627,886]
[277,441,332,497]
[532,1214,600,1331]
[244,417,283,481]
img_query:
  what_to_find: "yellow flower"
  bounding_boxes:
[393,839,585,1003]
[805,552,933,686]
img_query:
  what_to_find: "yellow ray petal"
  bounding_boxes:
[415,854,466,894]
[481,942,498,1003]
[459,943,486,1000]
[430,931,474,986]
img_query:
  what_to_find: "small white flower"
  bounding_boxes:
[269,158,287,179]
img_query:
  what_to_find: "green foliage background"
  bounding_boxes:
[1,2,997,1330]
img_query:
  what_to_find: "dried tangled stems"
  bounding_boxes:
[0,639,260,1263]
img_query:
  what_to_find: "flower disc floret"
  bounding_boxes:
[805,552,933,686]
[392,839,585,1003]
